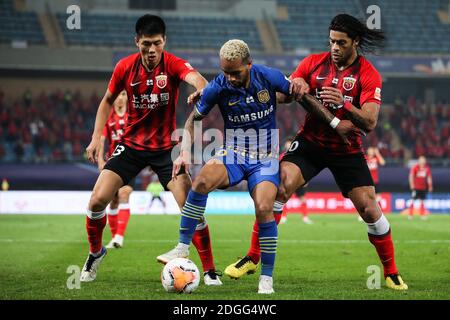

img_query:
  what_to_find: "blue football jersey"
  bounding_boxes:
[195,64,291,155]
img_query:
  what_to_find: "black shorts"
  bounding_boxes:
[124,177,136,188]
[412,189,427,200]
[103,143,186,190]
[282,137,374,198]
[374,183,381,194]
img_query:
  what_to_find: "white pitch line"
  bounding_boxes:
[0,239,449,244]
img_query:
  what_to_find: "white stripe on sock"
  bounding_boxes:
[87,209,106,220]
[367,214,390,235]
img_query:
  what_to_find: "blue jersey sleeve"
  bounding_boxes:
[195,82,220,116]
[265,67,291,96]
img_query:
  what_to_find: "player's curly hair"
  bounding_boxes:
[220,39,251,63]
[329,14,385,54]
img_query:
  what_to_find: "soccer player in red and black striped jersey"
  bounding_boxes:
[97,90,133,249]
[228,14,408,290]
[80,15,221,285]
[408,156,433,219]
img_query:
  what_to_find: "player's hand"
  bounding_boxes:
[86,136,101,163]
[335,120,359,145]
[320,86,344,106]
[172,150,191,180]
[187,89,203,107]
[290,78,310,100]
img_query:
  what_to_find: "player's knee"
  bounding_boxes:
[255,202,273,216]
[118,188,131,202]
[192,176,213,194]
[89,193,110,212]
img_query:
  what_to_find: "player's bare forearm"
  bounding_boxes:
[180,111,196,153]
[277,92,294,104]
[345,102,379,132]
[184,71,208,91]
[298,93,335,123]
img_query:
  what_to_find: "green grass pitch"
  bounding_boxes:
[0,214,449,300]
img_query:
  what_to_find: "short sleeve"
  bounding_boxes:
[359,64,382,106]
[267,67,291,96]
[167,54,196,82]
[291,55,316,80]
[108,60,126,96]
[195,82,219,116]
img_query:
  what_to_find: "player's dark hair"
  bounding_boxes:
[135,14,166,37]
[329,14,385,54]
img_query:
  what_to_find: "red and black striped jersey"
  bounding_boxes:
[102,109,127,157]
[108,51,195,151]
[291,52,382,155]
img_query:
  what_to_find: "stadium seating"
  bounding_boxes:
[1,88,448,164]
[275,0,450,54]
[0,0,45,45]
[55,14,264,51]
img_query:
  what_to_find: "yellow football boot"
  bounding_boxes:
[386,274,408,290]
[224,256,258,279]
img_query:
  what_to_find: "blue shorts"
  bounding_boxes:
[214,148,280,193]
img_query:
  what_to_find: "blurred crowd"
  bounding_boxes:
[1,89,449,165]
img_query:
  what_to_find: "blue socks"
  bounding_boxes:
[179,190,208,245]
[259,220,278,277]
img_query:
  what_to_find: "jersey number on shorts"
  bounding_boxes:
[112,145,125,157]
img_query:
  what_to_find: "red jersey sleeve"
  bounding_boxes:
[290,54,317,80]
[108,60,126,96]
[167,54,196,81]
[359,63,382,106]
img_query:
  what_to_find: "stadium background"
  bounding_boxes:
[0,0,450,301]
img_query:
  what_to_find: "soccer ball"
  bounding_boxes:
[161,258,200,293]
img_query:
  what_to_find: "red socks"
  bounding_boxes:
[246,213,282,264]
[86,214,107,254]
[107,211,118,237]
[116,204,130,237]
[368,229,398,277]
[419,201,426,216]
[192,224,215,272]
[300,201,308,217]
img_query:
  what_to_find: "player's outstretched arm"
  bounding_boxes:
[299,93,358,144]
[184,71,208,92]
[86,89,116,163]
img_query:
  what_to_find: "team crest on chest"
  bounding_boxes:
[342,76,356,91]
[155,74,167,89]
[257,89,270,103]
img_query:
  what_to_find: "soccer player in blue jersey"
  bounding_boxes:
[157,39,294,294]
[157,39,357,293]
